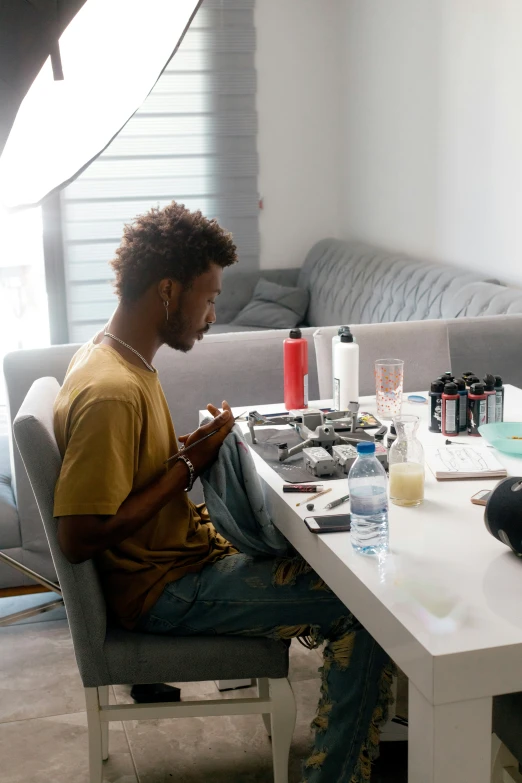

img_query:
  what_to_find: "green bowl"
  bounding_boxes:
[478,422,522,455]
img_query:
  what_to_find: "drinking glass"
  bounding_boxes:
[375,359,404,419]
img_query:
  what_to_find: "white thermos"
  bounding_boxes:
[333,327,359,410]
[331,325,351,397]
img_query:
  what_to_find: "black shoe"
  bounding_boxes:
[130,683,181,703]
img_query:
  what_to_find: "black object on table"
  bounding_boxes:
[131,683,181,703]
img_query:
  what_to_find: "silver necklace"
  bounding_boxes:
[104,331,156,373]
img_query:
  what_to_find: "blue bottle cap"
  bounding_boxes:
[357,442,375,455]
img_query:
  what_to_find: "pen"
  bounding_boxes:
[324,493,350,510]
[295,487,332,507]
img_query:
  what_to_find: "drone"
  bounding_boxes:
[248,402,387,476]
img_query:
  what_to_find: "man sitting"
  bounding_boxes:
[54,201,392,783]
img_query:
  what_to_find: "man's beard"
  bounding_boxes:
[160,304,210,353]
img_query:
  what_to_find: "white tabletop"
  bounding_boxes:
[204,386,522,707]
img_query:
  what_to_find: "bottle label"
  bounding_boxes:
[459,395,467,429]
[479,399,487,426]
[350,487,388,517]
[430,393,442,432]
[303,374,309,406]
[333,378,340,411]
[445,399,457,434]
[496,390,503,422]
[487,394,496,423]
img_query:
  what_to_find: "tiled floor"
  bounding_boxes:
[0,594,407,782]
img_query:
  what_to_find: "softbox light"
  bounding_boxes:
[0,0,201,210]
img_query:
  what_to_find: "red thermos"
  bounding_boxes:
[284,328,308,410]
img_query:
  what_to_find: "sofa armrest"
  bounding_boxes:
[216,268,300,324]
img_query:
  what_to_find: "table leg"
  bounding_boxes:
[408,681,492,783]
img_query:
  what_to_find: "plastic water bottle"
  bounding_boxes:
[348,442,389,555]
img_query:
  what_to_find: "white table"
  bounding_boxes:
[202,385,522,783]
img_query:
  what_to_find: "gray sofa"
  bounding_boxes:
[216,238,522,331]
[3,236,522,589]
[3,312,522,589]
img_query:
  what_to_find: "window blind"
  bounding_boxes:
[60,0,258,343]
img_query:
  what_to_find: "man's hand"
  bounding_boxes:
[177,400,235,474]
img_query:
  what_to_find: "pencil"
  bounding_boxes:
[295,487,332,507]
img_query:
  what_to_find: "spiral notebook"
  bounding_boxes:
[426,445,508,481]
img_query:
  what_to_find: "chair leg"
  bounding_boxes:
[85,687,103,783]
[257,678,272,737]
[268,678,296,783]
[492,734,522,783]
[98,686,109,761]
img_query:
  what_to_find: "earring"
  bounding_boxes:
[164,299,169,322]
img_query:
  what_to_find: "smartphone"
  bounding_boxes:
[304,514,351,534]
[471,489,492,506]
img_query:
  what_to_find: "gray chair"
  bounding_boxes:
[13,377,297,783]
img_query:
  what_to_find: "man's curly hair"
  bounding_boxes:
[110,201,238,301]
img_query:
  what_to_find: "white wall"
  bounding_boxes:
[255,0,343,269]
[341,0,522,287]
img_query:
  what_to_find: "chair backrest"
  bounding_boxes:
[13,377,110,686]
[313,319,452,399]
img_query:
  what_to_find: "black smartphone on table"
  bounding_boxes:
[304,514,351,534]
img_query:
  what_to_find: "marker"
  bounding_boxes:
[283,484,324,493]
[324,493,350,510]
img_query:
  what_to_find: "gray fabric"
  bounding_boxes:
[216,267,300,325]
[443,281,522,318]
[313,320,452,399]
[232,278,309,329]
[103,628,289,685]
[208,324,268,334]
[201,424,289,557]
[13,376,289,687]
[13,377,111,686]
[0,435,20,548]
[298,239,487,327]
[493,692,522,764]
[448,313,522,390]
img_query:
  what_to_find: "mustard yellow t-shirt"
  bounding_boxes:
[53,339,236,629]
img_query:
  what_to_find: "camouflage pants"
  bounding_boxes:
[139,553,393,783]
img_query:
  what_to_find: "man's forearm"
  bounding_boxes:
[58,460,191,563]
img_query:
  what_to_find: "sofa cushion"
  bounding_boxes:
[443,281,522,319]
[232,278,309,329]
[298,239,485,327]
[208,324,268,334]
[216,268,300,324]
[0,434,21,549]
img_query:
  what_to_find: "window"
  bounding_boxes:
[60,0,258,343]
[0,207,50,402]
